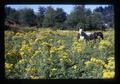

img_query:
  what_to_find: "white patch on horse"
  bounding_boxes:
[85,32,92,36]
[80,36,84,40]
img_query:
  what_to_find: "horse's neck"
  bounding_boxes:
[78,29,82,35]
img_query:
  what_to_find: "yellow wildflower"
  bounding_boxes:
[41,42,49,45]
[61,52,69,59]
[72,65,77,69]
[31,76,39,79]
[18,59,27,64]
[20,52,25,56]
[50,47,57,53]
[33,50,41,56]
[96,59,105,65]
[108,57,114,61]
[51,68,57,71]
[60,58,63,61]
[7,52,11,55]
[5,63,13,69]
[99,40,112,49]
[73,41,84,53]
[85,61,92,65]
[57,45,65,50]
[26,67,37,74]
[90,57,96,62]
[16,32,20,36]
[28,48,32,53]
[102,70,115,79]
[107,62,115,70]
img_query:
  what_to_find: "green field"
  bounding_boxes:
[5,28,115,79]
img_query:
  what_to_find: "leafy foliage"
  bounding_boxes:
[5,5,114,30]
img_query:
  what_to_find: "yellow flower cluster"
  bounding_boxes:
[57,46,65,50]
[102,70,115,79]
[15,32,22,36]
[5,63,13,69]
[84,61,92,65]
[26,67,37,74]
[84,57,115,79]
[20,41,32,57]
[90,57,105,65]
[85,57,105,66]
[50,45,65,54]
[18,59,27,64]
[104,57,115,70]
[73,41,84,53]
[99,40,112,49]
[33,50,42,57]
[20,45,31,51]
[59,52,69,60]
[30,76,40,79]
[72,65,77,69]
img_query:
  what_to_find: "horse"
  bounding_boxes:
[77,28,104,42]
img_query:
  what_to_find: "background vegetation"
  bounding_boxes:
[5,5,114,30]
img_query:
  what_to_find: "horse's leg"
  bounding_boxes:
[99,33,104,40]
[85,39,89,46]
[101,34,104,40]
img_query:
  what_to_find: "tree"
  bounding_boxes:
[36,6,46,27]
[19,8,36,27]
[87,12,104,30]
[65,5,86,30]
[42,6,56,28]
[54,8,67,29]
[5,6,16,17]
[5,7,20,24]
[94,5,114,28]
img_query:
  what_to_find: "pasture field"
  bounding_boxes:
[5,28,115,79]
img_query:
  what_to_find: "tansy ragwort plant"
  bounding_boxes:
[5,28,115,79]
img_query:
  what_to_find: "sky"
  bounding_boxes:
[6,4,110,14]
